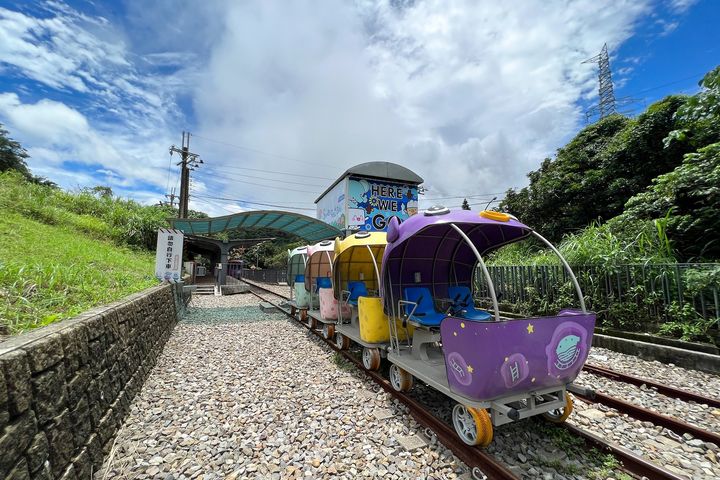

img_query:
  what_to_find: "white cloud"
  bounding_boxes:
[668,0,698,13]
[0,92,174,192]
[191,0,651,211]
[1,0,680,218]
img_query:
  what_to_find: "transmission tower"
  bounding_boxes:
[583,43,617,120]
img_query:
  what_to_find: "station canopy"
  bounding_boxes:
[169,210,342,242]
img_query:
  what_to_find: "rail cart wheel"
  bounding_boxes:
[542,392,573,423]
[323,323,335,340]
[452,404,493,447]
[291,306,297,316]
[300,310,308,322]
[362,347,382,371]
[389,364,414,392]
[309,315,317,329]
[335,333,350,350]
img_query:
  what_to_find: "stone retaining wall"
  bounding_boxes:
[0,283,184,479]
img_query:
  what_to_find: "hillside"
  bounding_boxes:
[0,172,163,334]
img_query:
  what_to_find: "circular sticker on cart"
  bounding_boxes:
[447,352,472,386]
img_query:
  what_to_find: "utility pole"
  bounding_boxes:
[169,132,203,218]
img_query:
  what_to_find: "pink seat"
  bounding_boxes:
[319,288,350,320]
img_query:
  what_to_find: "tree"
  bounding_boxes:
[621,142,720,260]
[0,123,56,187]
[665,66,720,150]
[461,198,470,210]
[500,95,688,241]
[0,123,30,178]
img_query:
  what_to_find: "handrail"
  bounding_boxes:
[450,224,500,322]
[366,244,381,287]
[531,231,587,313]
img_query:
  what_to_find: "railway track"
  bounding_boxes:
[241,280,709,480]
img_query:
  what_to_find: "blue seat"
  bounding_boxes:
[295,274,305,283]
[316,277,332,289]
[402,287,446,327]
[448,286,492,321]
[346,281,368,306]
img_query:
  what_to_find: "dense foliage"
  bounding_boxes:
[501,96,689,242]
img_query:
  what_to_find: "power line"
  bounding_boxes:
[191,133,339,168]
[192,173,318,195]
[197,168,326,188]
[214,163,336,181]
[422,192,508,201]
[192,193,317,211]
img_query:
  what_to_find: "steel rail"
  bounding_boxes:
[563,424,687,480]
[572,389,720,445]
[242,280,692,480]
[584,363,720,409]
[245,284,516,480]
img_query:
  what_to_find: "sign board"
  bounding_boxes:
[155,229,184,282]
[316,178,347,230]
[347,177,418,231]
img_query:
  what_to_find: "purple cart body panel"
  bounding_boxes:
[440,310,596,401]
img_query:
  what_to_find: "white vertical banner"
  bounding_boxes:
[155,229,185,282]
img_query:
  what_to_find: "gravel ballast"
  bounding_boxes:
[97,295,468,479]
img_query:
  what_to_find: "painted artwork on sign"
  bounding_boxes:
[316,179,346,230]
[347,177,418,231]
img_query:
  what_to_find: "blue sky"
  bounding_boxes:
[0,0,717,216]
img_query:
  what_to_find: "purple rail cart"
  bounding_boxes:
[381,206,596,446]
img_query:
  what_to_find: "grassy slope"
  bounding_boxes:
[0,172,166,334]
[0,213,155,333]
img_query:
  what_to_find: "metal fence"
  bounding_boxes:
[234,268,287,284]
[234,263,719,334]
[475,263,720,328]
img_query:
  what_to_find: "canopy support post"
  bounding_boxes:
[450,224,500,322]
[531,231,587,313]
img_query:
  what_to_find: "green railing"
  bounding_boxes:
[475,263,720,340]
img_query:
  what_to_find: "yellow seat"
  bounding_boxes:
[358,296,412,343]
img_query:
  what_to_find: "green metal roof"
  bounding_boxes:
[169,210,342,242]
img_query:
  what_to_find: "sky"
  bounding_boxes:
[0,0,718,217]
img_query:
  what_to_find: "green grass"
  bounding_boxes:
[0,172,172,334]
[0,212,156,334]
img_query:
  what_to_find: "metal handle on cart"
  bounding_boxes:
[531,231,587,313]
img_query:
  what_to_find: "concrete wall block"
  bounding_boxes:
[45,408,74,477]
[65,367,90,407]
[24,334,64,374]
[1,350,33,417]
[87,339,105,374]
[71,447,91,480]
[82,314,105,341]
[84,433,103,468]
[6,457,30,480]
[96,409,115,446]
[31,364,67,426]
[0,411,38,475]
[60,325,89,378]
[25,432,49,474]
[57,464,77,480]
[68,395,91,449]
